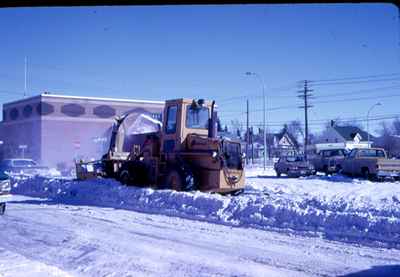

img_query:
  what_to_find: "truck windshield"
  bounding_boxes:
[186,105,209,129]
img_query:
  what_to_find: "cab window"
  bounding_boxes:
[348,149,357,158]
[186,105,209,129]
[376,150,385,157]
[165,105,177,134]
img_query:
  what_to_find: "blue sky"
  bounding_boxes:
[0,4,399,134]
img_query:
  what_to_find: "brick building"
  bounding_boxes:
[0,93,164,168]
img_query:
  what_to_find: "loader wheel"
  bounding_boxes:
[119,170,134,185]
[164,167,197,191]
[164,169,184,191]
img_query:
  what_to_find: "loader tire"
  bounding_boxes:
[119,170,134,186]
[164,169,184,191]
[164,167,197,191]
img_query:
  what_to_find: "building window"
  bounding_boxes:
[37,102,55,116]
[61,104,85,117]
[10,108,19,120]
[93,105,116,118]
[151,113,162,121]
[23,105,33,118]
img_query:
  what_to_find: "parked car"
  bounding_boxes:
[311,148,347,174]
[0,159,49,176]
[274,156,316,177]
[0,170,10,215]
[342,148,400,180]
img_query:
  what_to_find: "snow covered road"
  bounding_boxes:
[1,195,400,277]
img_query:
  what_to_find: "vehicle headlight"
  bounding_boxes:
[1,179,10,191]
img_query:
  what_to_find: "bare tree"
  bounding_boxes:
[392,117,400,136]
[285,120,304,142]
[230,119,243,138]
[375,121,398,157]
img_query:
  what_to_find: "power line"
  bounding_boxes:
[216,83,298,104]
[310,77,400,87]
[316,84,400,99]
[310,72,400,83]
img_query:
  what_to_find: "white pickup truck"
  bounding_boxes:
[0,171,10,214]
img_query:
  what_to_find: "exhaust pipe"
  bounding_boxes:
[208,100,217,138]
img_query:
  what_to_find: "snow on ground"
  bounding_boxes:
[8,166,400,249]
[2,195,400,277]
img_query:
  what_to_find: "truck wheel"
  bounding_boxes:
[336,165,343,174]
[119,170,134,185]
[362,168,371,180]
[0,203,5,215]
[276,172,281,177]
[323,165,329,176]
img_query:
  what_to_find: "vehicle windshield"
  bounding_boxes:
[13,160,37,167]
[322,149,346,157]
[186,105,209,129]
[286,156,305,162]
[223,141,243,170]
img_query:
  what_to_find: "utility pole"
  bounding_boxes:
[246,99,249,165]
[298,80,313,160]
[250,126,254,164]
[24,56,27,98]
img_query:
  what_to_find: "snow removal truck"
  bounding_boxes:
[76,98,245,194]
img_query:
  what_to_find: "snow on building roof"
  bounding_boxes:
[41,94,165,105]
[333,126,373,142]
[3,93,165,106]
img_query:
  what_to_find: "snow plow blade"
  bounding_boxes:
[75,160,103,180]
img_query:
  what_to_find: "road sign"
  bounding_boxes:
[73,141,81,149]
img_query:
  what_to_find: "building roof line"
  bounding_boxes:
[2,93,165,106]
[41,94,165,105]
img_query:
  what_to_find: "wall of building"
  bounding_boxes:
[0,94,164,168]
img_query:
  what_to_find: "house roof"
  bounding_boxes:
[262,129,299,147]
[333,126,374,142]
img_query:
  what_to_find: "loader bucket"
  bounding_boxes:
[75,160,102,180]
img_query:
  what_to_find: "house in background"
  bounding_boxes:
[315,121,374,152]
[252,128,299,158]
[267,129,299,158]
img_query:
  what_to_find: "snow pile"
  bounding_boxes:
[126,114,162,135]
[11,173,400,249]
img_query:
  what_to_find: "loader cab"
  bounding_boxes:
[161,99,214,154]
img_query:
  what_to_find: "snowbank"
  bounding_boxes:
[10,171,400,249]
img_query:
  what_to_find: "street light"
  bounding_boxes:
[245,71,267,170]
[367,102,381,148]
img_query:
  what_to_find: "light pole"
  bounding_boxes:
[367,102,381,148]
[245,71,267,170]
